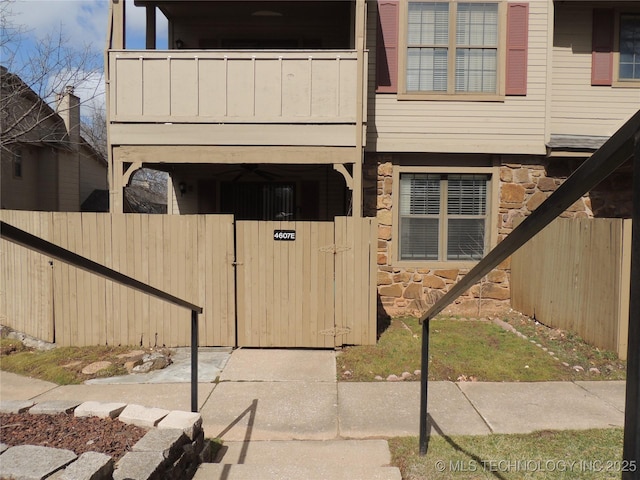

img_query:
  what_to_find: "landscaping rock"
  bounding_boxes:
[82,361,112,375]
[132,352,171,373]
[386,374,400,382]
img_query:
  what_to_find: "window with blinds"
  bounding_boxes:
[399,173,489,261]
[619,13,640,81]
[406,1,499,94]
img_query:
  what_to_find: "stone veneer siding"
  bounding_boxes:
[370,155,598,317]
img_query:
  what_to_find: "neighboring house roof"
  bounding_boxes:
[1,66,106,165]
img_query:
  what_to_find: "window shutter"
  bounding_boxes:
[376,0,399,93]
[591,9,614,86]
[505,3,529,96]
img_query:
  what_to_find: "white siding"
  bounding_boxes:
[366,0,550,155]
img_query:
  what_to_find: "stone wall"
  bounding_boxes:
[370,154,605,317]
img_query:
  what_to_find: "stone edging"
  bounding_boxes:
[0,400,212,480]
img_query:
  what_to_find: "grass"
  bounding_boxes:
[389,429,626,479]
[337,315,626,382]
[0,338,137,385]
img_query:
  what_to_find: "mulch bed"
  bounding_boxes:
[0,412,148,461]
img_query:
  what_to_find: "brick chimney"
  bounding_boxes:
[56,85,80,149]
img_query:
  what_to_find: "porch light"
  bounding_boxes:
[175,38,184,49]
[179,182,187,196]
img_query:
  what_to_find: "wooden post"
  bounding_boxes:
[146,5,156,50]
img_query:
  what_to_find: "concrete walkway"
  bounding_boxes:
[0,348,627,479]
[1,348,625,438]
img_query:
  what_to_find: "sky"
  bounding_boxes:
[4,0,169,114]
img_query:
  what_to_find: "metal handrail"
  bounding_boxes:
[415,109,640,466]
[0,220,203,413]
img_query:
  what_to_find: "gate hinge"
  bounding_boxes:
[231,261,243,266]
[319,244,351,254]
[320,326,351,337]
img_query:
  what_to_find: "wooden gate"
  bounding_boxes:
[235,217,377,348]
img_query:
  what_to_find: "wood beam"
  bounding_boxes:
[333,164,354,190]
[114,145,358,165]
[146,5,156,50]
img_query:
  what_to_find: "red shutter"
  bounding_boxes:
[376,0,399,93]
[591,9,614,86]
[505,3,529,96]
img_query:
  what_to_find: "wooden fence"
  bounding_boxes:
[0,211,377,348]
[1,210,235,347]
[511,218,632,359]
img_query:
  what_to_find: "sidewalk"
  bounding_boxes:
[0,348,626,439]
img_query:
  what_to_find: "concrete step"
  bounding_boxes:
[215,439,393,466]
[194,439,402,480]
[193,464,402,480]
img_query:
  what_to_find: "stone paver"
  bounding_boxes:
[157,410,203,440]
[58,452,114,480]
[339,381,491,438]
[118,403,169,428]
[201,381,338,441]
[113,452,164,480]
[28,400,80,415]
[132,428,187,460]
[74,401,126,419]
[0,445,77,480]
[458,381,625,433]
[220,349,336,382]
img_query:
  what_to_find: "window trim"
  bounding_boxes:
[613,9,640,88]
[391,164,499,268]
[397,0,508,100]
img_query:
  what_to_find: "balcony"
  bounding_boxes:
[108,49,366,148]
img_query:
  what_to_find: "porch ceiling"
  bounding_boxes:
[134,0,353,20]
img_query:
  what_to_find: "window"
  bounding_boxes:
[13,150,22,178]
[376,1,528,96]
[404,1,500,95]
[398,173,490,261]
[592,8,640,86]
[619,13,640,81]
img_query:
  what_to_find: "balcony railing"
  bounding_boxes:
[108,50,364,125]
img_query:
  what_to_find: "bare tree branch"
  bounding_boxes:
[1,0,105,155]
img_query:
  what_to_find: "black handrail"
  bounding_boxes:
[0,220,203,413]
[415,109,640,467]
